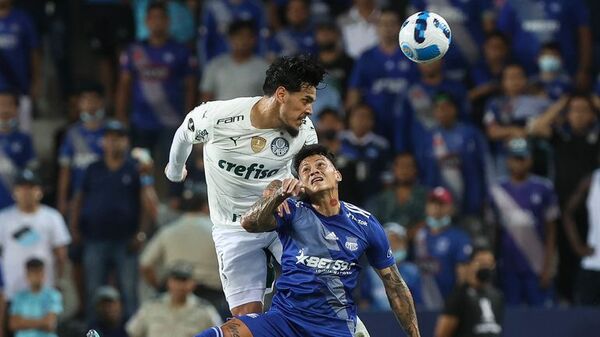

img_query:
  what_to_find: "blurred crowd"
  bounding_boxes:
[1,0,600,336]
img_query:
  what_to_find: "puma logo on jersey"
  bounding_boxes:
[296,249,356,274]
[217,160,280,180]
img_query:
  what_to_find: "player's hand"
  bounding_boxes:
[164,163,187,182]
[278,178,305,198]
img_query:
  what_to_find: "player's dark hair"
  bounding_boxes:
[293,144,336,174]
[263,55,326,96]
[26,258,45,270]
[147,1,168,16]
[228,19,257,36]
[0,89,19,106]
[485,30,510,46]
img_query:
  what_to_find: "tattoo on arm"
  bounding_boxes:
[377,265,421,337]
[241,180,286,233]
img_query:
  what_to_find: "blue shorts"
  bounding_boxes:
[238,309,354,337]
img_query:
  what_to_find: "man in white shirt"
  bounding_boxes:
[0,170,71,300]
[337,0,380,59]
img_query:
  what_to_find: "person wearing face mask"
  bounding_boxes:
[434,247,504,337]
[414,187,472,310]
[56,83,107,217]
[360,223,422,310]
[0,91,35,210]
[531,42,572,101]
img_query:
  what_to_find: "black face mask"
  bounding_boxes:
[318,42,337,52]
[319,129,338,141]
[476,268,494,283]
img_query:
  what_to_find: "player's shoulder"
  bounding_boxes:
[299,117,316,132]
[342,202,374,226]
[196,97,260,120]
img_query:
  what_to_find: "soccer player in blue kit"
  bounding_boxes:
[195,144,420,337]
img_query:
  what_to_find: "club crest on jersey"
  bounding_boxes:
[345,237,359,251]
[271,137,289,157]
[251,136,267,153]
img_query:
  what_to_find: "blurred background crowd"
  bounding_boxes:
[1,0,600,336]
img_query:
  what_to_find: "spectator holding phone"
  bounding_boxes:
[69,120,158,319]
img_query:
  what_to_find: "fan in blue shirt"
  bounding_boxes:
[0,92,35,210]
[195,144,421,337]
[266,0,317,58]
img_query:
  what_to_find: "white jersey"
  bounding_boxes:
[167,97,317,229]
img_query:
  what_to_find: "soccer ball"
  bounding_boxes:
[399,11,451,63]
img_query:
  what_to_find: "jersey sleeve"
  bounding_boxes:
[275,199,298,232]
[454,231,473,264]
[303,118,318,145]
[47,290,63,314]
[365,216,395,270]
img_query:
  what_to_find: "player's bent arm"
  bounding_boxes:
[375,265,421,337]
[434,314,459,337]
[165,125,194,182]
[241,180,285,233]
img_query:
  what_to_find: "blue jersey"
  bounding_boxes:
[339,131,390,205]
[0,9,39,94]
[272,200,395,336]
[489,176,560,274]
[410,0,493,80]
[0,130,35,209]
[414,226,472,299]
[414,123,490,215]
[267,26,317,57]
[349,46,417,142]
[58,123,105,196]
[497,0,590,75]
[199,0,267,65]
[120,40,196,130]
[393,79,469,153]
[531,73,572,100]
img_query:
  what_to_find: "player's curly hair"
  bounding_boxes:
[293,144,337,175]
[263,55,326,96]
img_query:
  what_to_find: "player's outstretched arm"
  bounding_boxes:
[376,265,421,337]
[241,178,303,233]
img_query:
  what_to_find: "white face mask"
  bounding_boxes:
[80,109,105,123]
[538,55,561,73]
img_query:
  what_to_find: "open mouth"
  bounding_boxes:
[311,176,324,185]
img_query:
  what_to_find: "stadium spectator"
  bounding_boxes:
[56,83,106,216]
[69,120,158,318]
[497,0,593,90]
[132,0,196,44]
[434,247,504,337]
[115,2,197,159]
[414,187,472,310]
[530,93,599,300]
[414,92,490,217]
[314,22,353,100]
[198,0,267,66]
[140,182,224,311]
[0,170,70,301]
[488,138,559,306]
[469,31,510,126]
[316,110,362,205]
[126,264,222,337]
[0,91,35,210]
[367,153,428,237]
[346,8,417,142]
[337,0,379,59]
[82,0,134,103]
[339,103,391,205]
[563,168,600,306]
[530,42,572,101]
[393,60,468,153]
[0,0,40,132]
[200,20,268,102]
[9,258,62,337]
[361,223,423,310]
[266,0,316,58]
[483,64,551,176]
[87,286,127,337]
[408,0,496,82]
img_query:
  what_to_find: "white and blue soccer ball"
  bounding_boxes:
[399,11,451,63]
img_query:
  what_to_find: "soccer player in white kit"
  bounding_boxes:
[165,55,322,311]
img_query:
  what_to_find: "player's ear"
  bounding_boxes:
[275,86,287,104]
[335,170,342,182]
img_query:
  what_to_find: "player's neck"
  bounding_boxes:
[251,97,283,129]
[311,191,341,217]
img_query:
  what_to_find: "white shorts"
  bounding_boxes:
[212,226,282,310]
